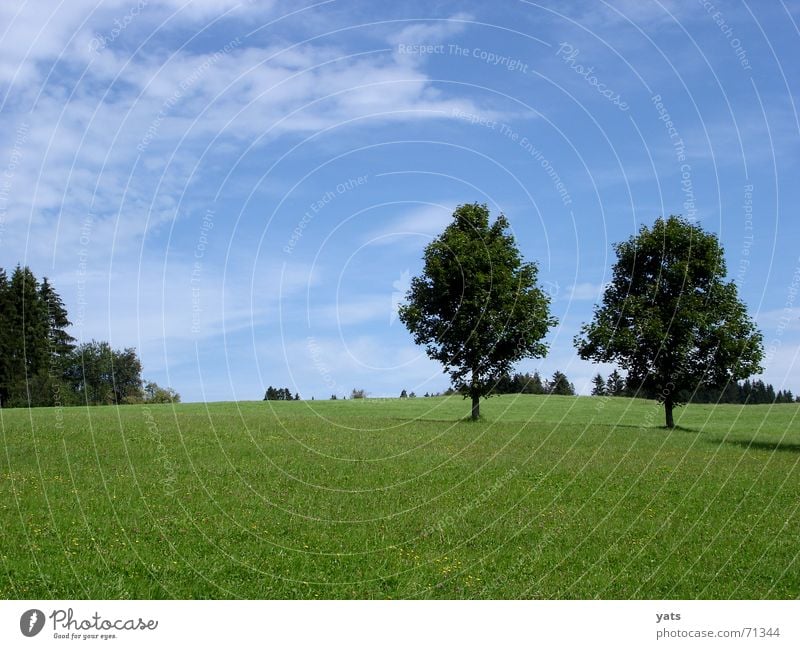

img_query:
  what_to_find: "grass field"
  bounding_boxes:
[1,394,798,599]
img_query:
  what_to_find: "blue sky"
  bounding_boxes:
[1,0,798,401]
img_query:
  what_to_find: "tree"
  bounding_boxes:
[670,378,796,404]
[143,381,181,404]
[0,266,76,407]
[575,216,763,428]
[606,370,626,397]
[0,265,176,409]
[590,373,607,396]
[5,266,48,405]
[37,277,76,407]
[525,371,544,394]
[0,267,21,407]
[111,347,144,404]
[400,389,408,399]
[399,203,556,420]
[264,386,294,400]
[0,268,11,406]
[350,388,367,399]
[740,379,752,403]
[40,277,75,360]
[549,370,575,395]
[492,373,515,394]
[65,341,143,405]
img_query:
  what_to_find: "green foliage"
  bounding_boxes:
[399,203,556,419]
[490,370,558,395]
[606,370,626,397]
[524,371,545,394]
[590,373,606,396]
[264,386,294,401]
[143,381,181,404]
[548,370,575,396]
[350,388,367,399]
[491,371,564,395]
[65,341,144,405]
[0,268,12,405]
[0,266,76,407]
[39,277,75,359]
[0,266,160,409]
[683,378,791,405]
[576,216,764,427]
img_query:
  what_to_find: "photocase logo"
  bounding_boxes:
[20,609,45,637]
[390,269,411,325]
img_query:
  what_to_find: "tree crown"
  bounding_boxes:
[575,216,763,405]
[399,203,556,402]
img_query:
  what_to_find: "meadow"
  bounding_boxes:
[1,394,798,599]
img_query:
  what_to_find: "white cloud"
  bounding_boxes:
[567,281,608,301]
[387,13,473,48]
[566,0,691,29]
[757,307,800,333]
[0,4,499,330]
[58,256,315,346]
[362,202,456,247]
[311,296,395,327]
[0,0,274,88]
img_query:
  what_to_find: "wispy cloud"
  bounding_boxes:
[311,296,394,327]
[362,202,456,247]
[387,13,473,49]
[561,0,692,29]
[567,281,608,301]
[757,307,800,333]
[0,4,497,286]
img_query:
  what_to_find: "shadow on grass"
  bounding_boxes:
[714,438,800,454]
[611,423,699,433]
[379,416,506,426]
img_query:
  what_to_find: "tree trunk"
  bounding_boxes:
[664,395,675,429]
[471,393,480,421]
[470,365,480,421]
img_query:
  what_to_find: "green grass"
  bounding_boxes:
[1,394,799,599]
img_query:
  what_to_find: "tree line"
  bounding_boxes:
[344,372,793,404]
[403,371,576,397]
[490,370,576,396]
[263,386,300,400]
[591,371,795,404]
[0,265,179,408]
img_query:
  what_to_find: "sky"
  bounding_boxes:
[0,0,798,401]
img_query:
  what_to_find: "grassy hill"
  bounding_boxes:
[1,394,798,598]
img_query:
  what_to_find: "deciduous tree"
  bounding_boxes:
[399,203,556,420]
[575,216,763,427]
